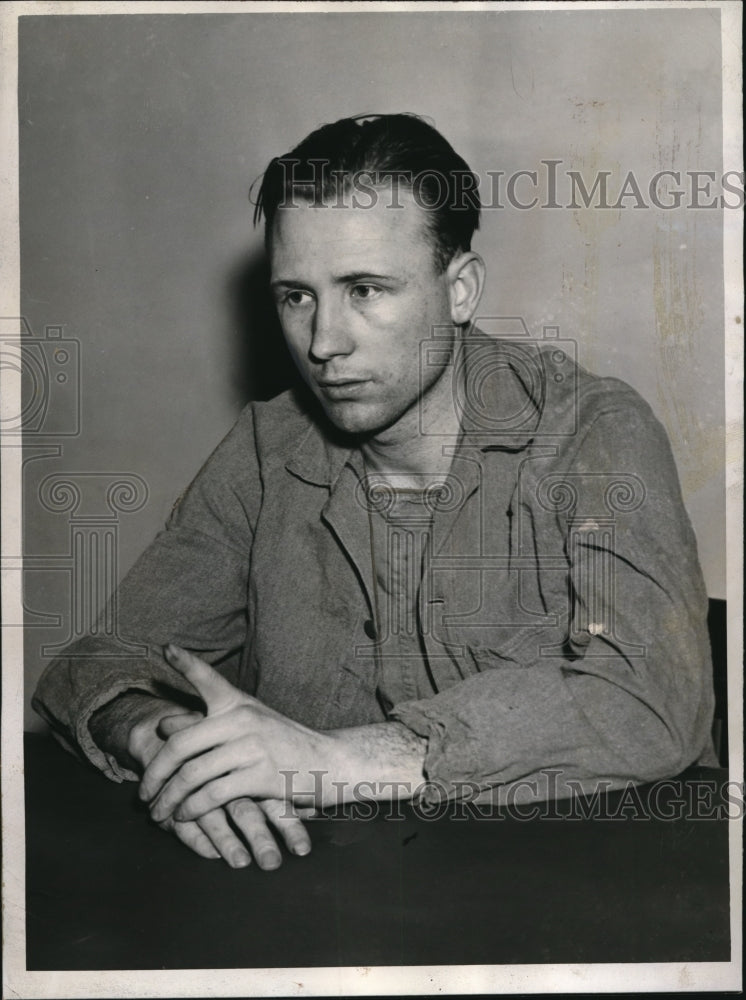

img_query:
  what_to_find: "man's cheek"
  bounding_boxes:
[284,336,311,372]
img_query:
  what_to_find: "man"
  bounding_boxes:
[33,113,717,872]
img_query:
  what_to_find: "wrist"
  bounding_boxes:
[89,692,177,773]
[323,722,427,805]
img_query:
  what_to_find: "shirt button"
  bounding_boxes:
[363,619,377,640]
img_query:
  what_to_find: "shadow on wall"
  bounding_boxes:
[225,249,300,406]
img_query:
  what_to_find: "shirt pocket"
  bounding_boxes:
[461,618,571,673]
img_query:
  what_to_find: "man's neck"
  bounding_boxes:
[360,364,463,488]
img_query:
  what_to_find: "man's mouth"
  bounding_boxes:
[315,378,370,399]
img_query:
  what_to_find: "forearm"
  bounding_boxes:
[389,652,715,804]
[321,721,427,804]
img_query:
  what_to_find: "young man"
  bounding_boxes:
[33,114,717,871]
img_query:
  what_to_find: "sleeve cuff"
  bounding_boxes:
[33,640,200,783]
[76,676,179,782]
[390,700,477,801]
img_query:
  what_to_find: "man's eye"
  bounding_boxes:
[283,290,313,307]
[350,284,381,301]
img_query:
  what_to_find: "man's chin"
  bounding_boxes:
[320,399,393,438]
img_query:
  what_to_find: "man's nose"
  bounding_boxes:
[309,298,352,362]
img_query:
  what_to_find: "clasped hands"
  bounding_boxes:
[139,644,343,870]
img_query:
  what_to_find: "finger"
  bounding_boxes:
[278,803,317,821]
[159,816,220,860]
[226,798,283,870]
[172,772,259,824]
[158,711,203,738]
[148,743,258,822]
[259,799,312,857]
[139,713,233,802]
[164,644,240,716]
[197,808,252,869]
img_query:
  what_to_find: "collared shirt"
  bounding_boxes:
[32,335,718,800]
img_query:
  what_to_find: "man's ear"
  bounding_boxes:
[446,251,485,326]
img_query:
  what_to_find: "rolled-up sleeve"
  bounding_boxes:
[32,404,262,779]
[391,394,718,801]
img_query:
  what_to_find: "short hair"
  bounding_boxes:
[253,113,481,271]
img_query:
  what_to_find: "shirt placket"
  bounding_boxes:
[372,493,433,709]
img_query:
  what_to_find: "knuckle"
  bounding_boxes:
[210,830,237,854]
[248,830,274,853]
[258,799,282,820]
[196,811,221,835]
[275,803,301,824]
[227,798,256,822]
[203,782,223,807]
[177,795,200,820]
[181,759,201,784]
[232,806,270,840]
[169,730,189,755]
[197,814,230,844]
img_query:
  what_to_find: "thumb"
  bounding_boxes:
[164,644,240,716]
[158,711,203,738]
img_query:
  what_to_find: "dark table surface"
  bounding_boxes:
[25,733,731,971]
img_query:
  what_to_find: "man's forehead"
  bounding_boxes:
[269,237,417,284]
[271,190,431,248]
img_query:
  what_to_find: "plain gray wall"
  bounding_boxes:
[19,10,726,730]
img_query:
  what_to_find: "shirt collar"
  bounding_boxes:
[284,396,355,487]
[451,329,542,452]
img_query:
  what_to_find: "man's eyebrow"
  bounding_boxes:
[333,271,403,285]
[270,278,311,291]
[271,272,404,291]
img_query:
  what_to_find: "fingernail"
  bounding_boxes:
[259,852,281,870]
[232,850,251,868]
[294,844,310,856]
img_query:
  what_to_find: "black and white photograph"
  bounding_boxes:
[1,1,742,996]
